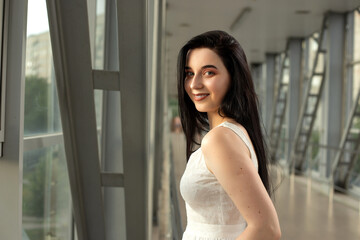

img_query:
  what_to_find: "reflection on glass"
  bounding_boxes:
[25,7,61,136]
[22,145,71,240]
[94,0,105,70]
[314,51,325,74]
[310,76,322,94]
[282,68,289,84]
[310,99,322,174]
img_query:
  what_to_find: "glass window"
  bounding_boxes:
[22,145,71,240]
[23,0,107,239]
[353,11,360,101]
[25,1,61,136]
[23,0,72,239]
[94,0,105,70]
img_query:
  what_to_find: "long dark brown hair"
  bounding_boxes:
[177,30,272,195]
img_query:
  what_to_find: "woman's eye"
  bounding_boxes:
[204,71,215,76]
[185,71,194,77]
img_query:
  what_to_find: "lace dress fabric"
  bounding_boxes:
[180,121,258,240]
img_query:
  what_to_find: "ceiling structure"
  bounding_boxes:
[165,0,360,97]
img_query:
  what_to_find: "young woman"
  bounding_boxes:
[178,31,281,240]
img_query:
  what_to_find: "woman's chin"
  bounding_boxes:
[194,106,208,113]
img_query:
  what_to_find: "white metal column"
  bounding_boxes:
[330,12,355,188]
[117,0,148,239]
[251,63,263,96]
[321,12,346,177]
[265,53,276,132]
[0,0,27,239]
[286,38,303,163]
[152,0,165,226]
[102,0,126,239]
[345,12,355,124]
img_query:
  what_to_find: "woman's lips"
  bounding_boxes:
[194,94,209,101]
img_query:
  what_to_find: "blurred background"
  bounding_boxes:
[0,0,360,240]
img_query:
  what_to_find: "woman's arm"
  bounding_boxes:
[202,127,281,240]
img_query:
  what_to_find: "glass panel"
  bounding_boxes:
[353,64,360,102]
[94,0,106,70]
[309,76,322,95]
[315,52,325,73]
[23,1,72,239]
[282,68,289,84]
[25,0,61,136]
[350,155,360,188]
[23,145,71,240]
[310,99,323,173]
[307,34,318,74]
[274,54,281,92]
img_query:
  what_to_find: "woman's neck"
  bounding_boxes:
[207,111,231,129]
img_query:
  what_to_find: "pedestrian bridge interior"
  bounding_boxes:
[0,0,360,239]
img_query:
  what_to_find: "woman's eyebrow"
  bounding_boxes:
[185,65,218,70]
[201,65,218,70]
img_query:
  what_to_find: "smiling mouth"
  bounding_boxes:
[194,94,209,101]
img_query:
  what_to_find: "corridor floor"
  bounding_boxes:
[273,172,360,240]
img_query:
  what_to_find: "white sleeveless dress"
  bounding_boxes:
[179,121,259,240]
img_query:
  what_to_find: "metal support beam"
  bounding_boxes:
[345,12,355,125]
[102,0,126,239]
[46,0,106,239]
[264,53,276,132]
[322,12,345,178]
[0,0,6,157]
[0,0,27,239]
[251,63,263,95]
[117,0,148,239]
[153,0,166,226]
[286,38,303,163]
[146,0,157,233]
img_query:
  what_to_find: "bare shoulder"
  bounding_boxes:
[201,125,251,173]
[202,124,250,156]
[202,125,234,149]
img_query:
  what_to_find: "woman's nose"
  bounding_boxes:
[190,74,203,89]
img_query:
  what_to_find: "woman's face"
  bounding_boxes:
[184,48,231,114]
